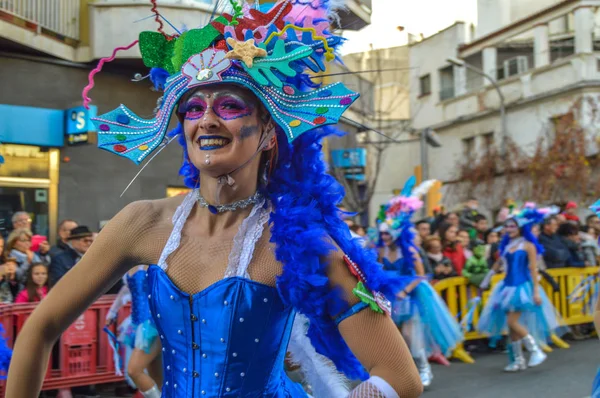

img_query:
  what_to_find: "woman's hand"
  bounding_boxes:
[26,250,34,263]
[533,291,542,306]
[38,241,50,255]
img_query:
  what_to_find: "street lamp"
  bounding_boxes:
[446,57,508,156]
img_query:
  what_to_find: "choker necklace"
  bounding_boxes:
[196,190,263,214]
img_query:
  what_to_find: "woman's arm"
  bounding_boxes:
[6,201,161,397]
[328,250,423,398]
[525,242,541,304]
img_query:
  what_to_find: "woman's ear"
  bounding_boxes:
[263,129,277,151]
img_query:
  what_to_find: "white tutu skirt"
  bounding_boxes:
[391,281,463,356]
[117,316,159,354]
[477,280,566,343]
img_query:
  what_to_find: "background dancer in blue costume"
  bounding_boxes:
[378,178,463,389]
[6,1,423,397]
[589,199,600,398]
[106,265,162,396]
[478,204,565,372]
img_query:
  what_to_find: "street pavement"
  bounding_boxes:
[425,339,599,398]
[98,339,600,398]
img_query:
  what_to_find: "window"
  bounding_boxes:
[483,132,495,152]
[463,137,475,159]
[439,66,455,101]
[419,74,431,97]
[502,56,528,78]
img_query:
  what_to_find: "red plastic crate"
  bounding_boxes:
[61,343,97,377]
[62,311,97,346]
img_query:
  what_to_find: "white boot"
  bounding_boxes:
[413,350,433,388]
[504,339,527,372]
[522,334,547,367]
[140,385,161,398]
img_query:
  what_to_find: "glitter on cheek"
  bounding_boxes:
[238,125,259,141]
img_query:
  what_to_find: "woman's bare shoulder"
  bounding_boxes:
[108,195,187,233]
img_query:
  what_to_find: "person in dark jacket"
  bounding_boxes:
[538,216,570,269]
[49,226,93,287]
[557,222,586,267]
[49,219,78,259]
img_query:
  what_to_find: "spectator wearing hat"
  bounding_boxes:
[48,226,93,287]
[563,201,580,224]
[49,219,78,259]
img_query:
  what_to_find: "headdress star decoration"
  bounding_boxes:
[225,38,267,68]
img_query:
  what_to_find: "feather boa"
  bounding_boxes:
[287,314,350,396]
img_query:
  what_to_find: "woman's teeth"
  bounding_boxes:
[199,137,231,149]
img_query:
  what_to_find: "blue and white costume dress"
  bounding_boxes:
[146,192,354,397]
[478,238,563,344]
[108,266,159,354]
[478,237,565,371]
[383,251,462,358]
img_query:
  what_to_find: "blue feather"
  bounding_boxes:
[401,176,416,197]
[149,67,170,91]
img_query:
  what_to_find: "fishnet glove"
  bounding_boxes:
[348,376,400,398]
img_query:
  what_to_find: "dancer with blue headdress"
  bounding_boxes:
[478,203,565,372]
[378,177,463,388]
[6,1,424,397]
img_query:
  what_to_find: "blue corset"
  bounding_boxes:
[383,257,414,277]
[147,265,308,397]
[127,270,152,325]
[504,250,532,286]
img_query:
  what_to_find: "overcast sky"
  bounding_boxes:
[340,0,478,54]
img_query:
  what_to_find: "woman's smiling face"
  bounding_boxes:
[179,84,273,178]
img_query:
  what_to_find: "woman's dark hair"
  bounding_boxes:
[24,263,48,302]
[438,222,456,247]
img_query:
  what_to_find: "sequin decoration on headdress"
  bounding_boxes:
[83,0,359,164]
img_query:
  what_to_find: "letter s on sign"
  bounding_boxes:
[76,111,86,130]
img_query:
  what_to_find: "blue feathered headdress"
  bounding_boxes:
[499,202,559,255]
[379,177,437,269]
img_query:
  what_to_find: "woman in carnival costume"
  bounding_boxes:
[6,1,424,397]
[106,265,162,396]
[378,178,463,388]
[589,199,600,398]
[478,203,565,372]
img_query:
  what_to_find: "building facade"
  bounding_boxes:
[410,0,600,215]
[0,0,372,240]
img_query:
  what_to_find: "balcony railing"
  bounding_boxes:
[0,0,80,40]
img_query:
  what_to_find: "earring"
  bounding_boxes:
[205,154,211,165]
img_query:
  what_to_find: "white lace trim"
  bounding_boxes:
[224,197,269,279]
[157,190,199,270]
[157,189,269,278]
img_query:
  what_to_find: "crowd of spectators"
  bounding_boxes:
[0,214,117,305]
[345,199,600,286]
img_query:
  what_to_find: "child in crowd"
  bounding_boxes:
[425,236,457,281]
[462,244,489,288]
[485,230,501,268]
[458,229,473,259]
[0,258,22,303]
[580,226,599,266]
[470,214,489,246]
[14,263,48,303]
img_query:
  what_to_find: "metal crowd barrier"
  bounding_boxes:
[434,266,599,363]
